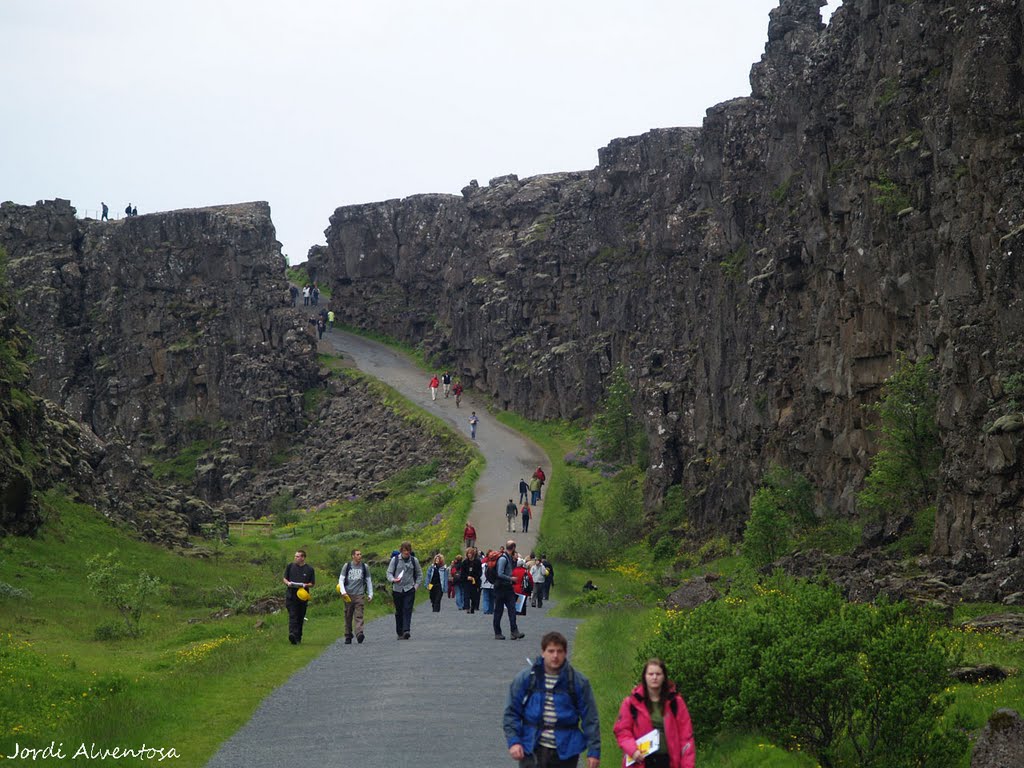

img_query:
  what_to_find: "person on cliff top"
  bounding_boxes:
[282,549,315,645]
[131,205,137,217]
[442,370,452,397]
[125,203,132,217]
[429,374,440,401]
[101,202,109,221]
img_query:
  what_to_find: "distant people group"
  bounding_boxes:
[281,483,696,767]
[98,202,136,220]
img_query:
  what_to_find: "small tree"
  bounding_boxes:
[86,551,163,638]
[592,364,642,464]
[858,356,941,516]
[742,466,815,567]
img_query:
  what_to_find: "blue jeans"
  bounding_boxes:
[493,587,519,636]
[482,588,494,614]
[455,584,465,609]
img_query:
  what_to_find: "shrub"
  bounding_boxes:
[858,356,940,517]
[561,475,585,512]
[86,551,163,638]
[642,576,966,767]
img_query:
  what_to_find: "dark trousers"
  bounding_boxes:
[286,596,307,641]
[464,582,480,612]
[393,588,415,635]
[519,745,578,768]
[493,587,519,635]
[430,584,443,612]
[522,514,530,532]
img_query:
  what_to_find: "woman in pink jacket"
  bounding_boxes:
[613,658,695,768]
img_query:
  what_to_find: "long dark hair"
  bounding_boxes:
[639,657,671,709]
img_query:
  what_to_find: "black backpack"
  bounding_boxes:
[519,571,533,595]
[342,562,368,590]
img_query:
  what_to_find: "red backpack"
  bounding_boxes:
[484,551,503,583]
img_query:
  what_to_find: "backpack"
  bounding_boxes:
[485,551,505,583]
[341,562,368,591]
[519,571,533,595]
[522,663,579,713]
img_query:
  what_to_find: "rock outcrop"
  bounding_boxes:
[307,0,1024,560]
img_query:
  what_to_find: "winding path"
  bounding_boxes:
[205,329,576,768]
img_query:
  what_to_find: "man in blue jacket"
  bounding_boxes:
[504,631,601,768]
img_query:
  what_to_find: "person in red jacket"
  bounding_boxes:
[511,557,534,616]
[463,522,477,549]
[613,658,695,768]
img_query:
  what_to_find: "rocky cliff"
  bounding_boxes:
[308,0,1024,562]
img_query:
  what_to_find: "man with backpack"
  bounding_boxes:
[490,540,525,641]
[504,631,601,768]
[387,541,422,640]
[338,548,373,644]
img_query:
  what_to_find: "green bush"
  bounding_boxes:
[592,364,644,464]
[86,551,163,638]
[858,356,940,517]
[642,576,966,767]
[561,475,585,512]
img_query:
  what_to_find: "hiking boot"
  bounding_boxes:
[403,631,411,640]
[495,634,506,640]
[357,634,364,644]
[511,631,526,640]
[344,636,353,645]
[289,635,298,645]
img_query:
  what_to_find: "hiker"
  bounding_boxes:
[453,380,463,407]
[303,285,311,306]
[521,502,532,533]
[481,550,496,614]
[512,558,533,616]
[429,374,440,401]
[533,466,547,503]
[469,411,479,439]
[442,370,452,397]
[338,548,373,644]
[450,554,465,609]
[387,541,422,639]
[316,316,326,340]
[613,658,695,768]
[327,309,335,329]
[289,284,298,306]
[519,478,529,505]
[125,203,132,217]
[529,475,542,506]
[506,499,519,532]
[529,558,547,609]
[426,553,448,612]
[282,549,315,645]
[463,522,477,549]
[101,202,108,221]
[462,547,482,613]
[540,554,554,601]
[492,540,524,640]
[504,631,601,768]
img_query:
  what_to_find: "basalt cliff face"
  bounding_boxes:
[309,0,1024,561]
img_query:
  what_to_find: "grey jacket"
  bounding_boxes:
[387,554,422,593]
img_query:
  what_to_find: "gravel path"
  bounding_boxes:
[205,328,576,767]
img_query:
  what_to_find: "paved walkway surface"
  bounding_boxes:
[206,327,575,767]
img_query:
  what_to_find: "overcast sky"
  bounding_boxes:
[2,1,841,263]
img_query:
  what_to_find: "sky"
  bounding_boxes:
[2,0,841,263]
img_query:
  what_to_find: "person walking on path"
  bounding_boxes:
[493,540,525,641]
[519,478,530,505]
[504,631,601,768]
[506,499,519,532]
[540,555,554,601]
[450,554,465,609]
[289,284,298,306]
[530,475,542,506]
[463,522,477,549]
[442,370,452,398]
[469,411,479,439]
[453,380,463,407]
[387,541,422,639]
[430,374,440,401]
[529,558,547,609]
[327,309,335,330]
[282,549,315,645]
[613,658,695,768]
[533,466,547,503]
[101,202,109,221]
[481,551,496,614]
[521,502,532,534]
[338,548,373,644]
[512,558,534,617]
[461,547,482,613]
[426,554,448,613]
[303,285,311,306]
